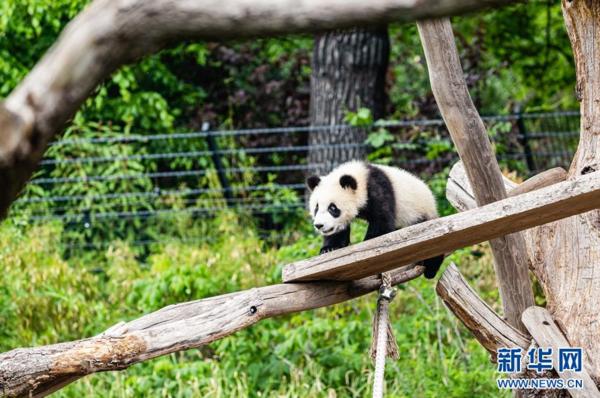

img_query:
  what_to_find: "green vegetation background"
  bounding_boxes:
[0,0,575,396]
[1,217,509,397]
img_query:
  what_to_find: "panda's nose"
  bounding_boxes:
[314,223,324,230]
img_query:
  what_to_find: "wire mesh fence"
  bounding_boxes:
[9,111,580,251]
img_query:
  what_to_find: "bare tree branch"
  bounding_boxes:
[507,168,568,197]
[0,264,424,397]
[416,17,534,333]
[436,263,529,357]
[0,0,522,219]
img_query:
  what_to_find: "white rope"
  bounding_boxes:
[373,294,390,398]
[371,272,398,398]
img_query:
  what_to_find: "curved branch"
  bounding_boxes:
[0,264,424,397]
[436,263,529,357]
[0,0,521,218]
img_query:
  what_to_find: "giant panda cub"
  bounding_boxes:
[306,160,444,279]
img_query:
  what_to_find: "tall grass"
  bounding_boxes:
[0,214,508,397]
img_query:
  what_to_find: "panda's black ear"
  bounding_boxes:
[340,175,357,190]
[306,175,321,191]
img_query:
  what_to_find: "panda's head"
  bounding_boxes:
[306,162,368,236]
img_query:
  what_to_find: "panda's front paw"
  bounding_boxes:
[319,247,336,255]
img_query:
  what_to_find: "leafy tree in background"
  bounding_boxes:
[0,0,578,247]
[0,1,575,133]
[386,3,576,118]
[453,2,576,113]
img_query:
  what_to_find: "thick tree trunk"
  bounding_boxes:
[526,0,600,379]
[308,28,389,174]
[563,0,600,178]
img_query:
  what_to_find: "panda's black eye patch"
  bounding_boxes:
[314,203,319,216]
[328,203,341,218]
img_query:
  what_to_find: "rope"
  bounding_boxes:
[370,272,399,398]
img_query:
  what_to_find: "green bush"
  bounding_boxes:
[0,215,508,397]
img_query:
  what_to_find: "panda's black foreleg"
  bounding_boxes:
[319,226,351,255]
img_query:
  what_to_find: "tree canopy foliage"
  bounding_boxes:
[1,0,575,135]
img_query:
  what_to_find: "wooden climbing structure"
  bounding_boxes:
[1,0,600,397]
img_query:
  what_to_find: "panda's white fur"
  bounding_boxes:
[308,160,369,236]
[306,160,443,279]
[308,160,437,235]
[374,163,438,227]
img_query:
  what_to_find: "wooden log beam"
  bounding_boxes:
[508,168,568,197]
[522,307,600,397]
[282,170,600,282]
[416,17,534,333]
[447,162,568,213]
[436,263,529,357]
[0,0,522,220]
[447,161,600,379]
[0,264,424,398]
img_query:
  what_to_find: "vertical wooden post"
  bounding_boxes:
[417,19,534,333]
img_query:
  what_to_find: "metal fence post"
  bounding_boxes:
[516,111,536,173]
[204,122,233,207]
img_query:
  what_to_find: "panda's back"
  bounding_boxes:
[371,163,438,228]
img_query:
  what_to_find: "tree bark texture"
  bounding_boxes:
[0,264,425,398]
[416,18,535,333]
[522,307,600,397]
[527,0,600,380]
[308,28,389,174]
